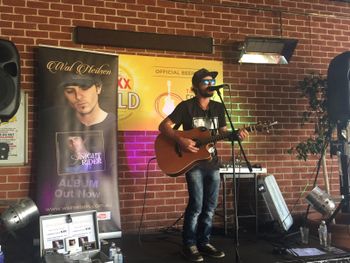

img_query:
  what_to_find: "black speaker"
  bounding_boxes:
[0,39,20,122]
[327,51,350,122]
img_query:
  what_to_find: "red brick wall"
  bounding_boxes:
[1,0,349,233]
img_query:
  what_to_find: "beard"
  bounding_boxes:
[198,88,214,98]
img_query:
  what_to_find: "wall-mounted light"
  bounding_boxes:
[238,37,298,64]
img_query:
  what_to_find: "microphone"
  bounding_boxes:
[208,84,229,92]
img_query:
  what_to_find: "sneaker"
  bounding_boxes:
[182,245,204,262]
[198,243,225,258]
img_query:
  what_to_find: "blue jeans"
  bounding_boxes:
[182,166,221,247]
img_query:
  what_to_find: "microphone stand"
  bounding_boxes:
[215,88,252,263]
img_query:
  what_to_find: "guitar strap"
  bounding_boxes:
[207,106,219,160]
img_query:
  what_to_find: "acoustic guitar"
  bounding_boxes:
[155,121,277,177]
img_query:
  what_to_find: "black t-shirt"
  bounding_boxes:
[168,97,226,168]
[168,97,226,131]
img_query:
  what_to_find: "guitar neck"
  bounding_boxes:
[197,123,271,147]
[198,131,234,147]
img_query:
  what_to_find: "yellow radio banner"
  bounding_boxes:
[118,55,223,131]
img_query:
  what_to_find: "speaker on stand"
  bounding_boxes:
[327,51,350,212]
[0,39,21,122]
[327,51,350,123]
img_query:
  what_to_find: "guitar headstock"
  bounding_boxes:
[248,121,278,133]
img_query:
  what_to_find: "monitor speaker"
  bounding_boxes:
[0,39,21,122]
[258,175,293,232]
[327,51,350,122]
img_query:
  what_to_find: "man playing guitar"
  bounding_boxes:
[158,68,249,262]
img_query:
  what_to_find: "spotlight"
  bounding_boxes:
[0,198,39,235]
[306,186,336,217]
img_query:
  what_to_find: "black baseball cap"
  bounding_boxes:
[59,73,102,88]
[191,68,218,86]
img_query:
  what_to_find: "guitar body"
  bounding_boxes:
[155,121,277,177]
[155,128,213,177]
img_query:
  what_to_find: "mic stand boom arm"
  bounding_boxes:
[215,88,252,263]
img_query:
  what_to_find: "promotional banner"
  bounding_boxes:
[0,90,27,165]
[36,46,120,238]
[118,55,223,130]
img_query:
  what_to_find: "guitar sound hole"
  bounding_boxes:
[193,139,201,148]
